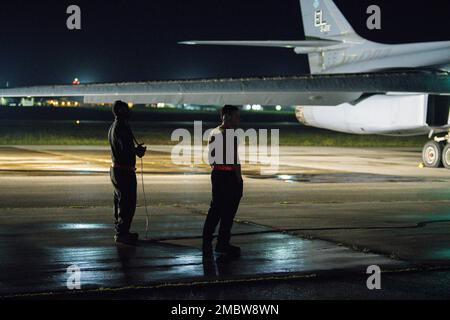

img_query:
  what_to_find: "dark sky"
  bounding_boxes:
[0,0,449,86]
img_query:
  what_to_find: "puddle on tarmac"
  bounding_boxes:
[246,173,426,184]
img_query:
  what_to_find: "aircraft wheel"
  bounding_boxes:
[422,141,443,168]
[442,144,450,169]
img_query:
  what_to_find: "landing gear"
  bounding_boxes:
[422,140,443,168]
[422,131,450,168]
[442,144,450,169]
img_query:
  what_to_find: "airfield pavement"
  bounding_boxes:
[2,145,450,299]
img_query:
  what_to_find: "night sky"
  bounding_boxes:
[0,0,449,86]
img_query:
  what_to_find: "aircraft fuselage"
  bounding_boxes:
[302,40,450,74]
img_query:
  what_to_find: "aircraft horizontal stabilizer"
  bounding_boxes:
[179,40,341,52]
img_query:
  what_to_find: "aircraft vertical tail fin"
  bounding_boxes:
[180,0,365,75]
[299,0,358,40]
[299,0,364,74]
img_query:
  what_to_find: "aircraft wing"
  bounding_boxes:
[0,71,448,106]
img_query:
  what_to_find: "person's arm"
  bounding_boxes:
[113,124,136,165]
[208,134,216,166]
[119,127,136,155]
[126,125,146,158]
[234,135,243,183]
[236,165,243,183]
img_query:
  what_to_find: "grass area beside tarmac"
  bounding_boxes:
[0,106,428,147]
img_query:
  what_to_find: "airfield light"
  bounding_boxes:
[75,120,81,125]
[276,105,282,111]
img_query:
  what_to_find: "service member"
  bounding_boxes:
[203,105,243,256]
[108,101,146,245]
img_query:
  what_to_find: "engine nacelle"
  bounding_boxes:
[295,94,450,136]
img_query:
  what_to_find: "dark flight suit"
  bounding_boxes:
[203,127,243,246]
[108,118,137,236]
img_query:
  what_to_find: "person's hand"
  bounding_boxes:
[238,176,244,198]
[237,173,243,185]
[236,167,243,184]
[136,144,147,158]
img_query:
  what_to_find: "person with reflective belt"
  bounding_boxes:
[203,105,243,257]
[108,101,146,245]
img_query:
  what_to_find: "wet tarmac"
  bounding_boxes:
[247,173,426,184]
[0,206,403,297]
[2,145,450,299]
